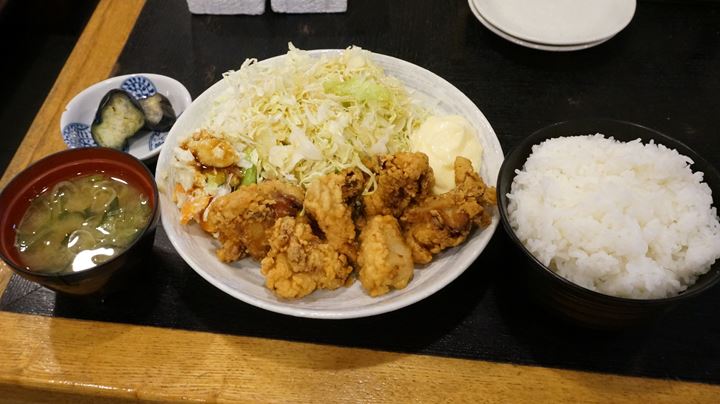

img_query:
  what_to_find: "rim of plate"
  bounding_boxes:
[60,73,192,161]
[471,0,636,46]
[468,0,612,52]
[156,49,504,319]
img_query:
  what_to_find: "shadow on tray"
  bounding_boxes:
[491,229,720,382]
[17,226,720,383]
[45,225,497,356]
[174,234,501,355]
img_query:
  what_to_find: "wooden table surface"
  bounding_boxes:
[0,0,719,402]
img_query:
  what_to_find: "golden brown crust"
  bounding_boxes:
[261,217,354,299]
[358,215,414,297]
[362,152,434,218]
[401,157,496,264]
[303,168,365,262]
[206,180,305,262]
[201,154,495,298]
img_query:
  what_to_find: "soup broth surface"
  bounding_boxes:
[15,173,151,274]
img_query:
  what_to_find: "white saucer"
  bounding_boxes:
[468,0,612,52]
[471,0,636,46]
[60,74,192,161]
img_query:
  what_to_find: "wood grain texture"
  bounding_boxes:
[0,0,146,298]
[0,311,717,403]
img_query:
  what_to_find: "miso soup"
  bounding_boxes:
[14,173,152,274]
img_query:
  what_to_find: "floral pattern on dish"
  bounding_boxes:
[149,131,168,150]
[121,76,157,99]
[62,123,97,148]
[59,74,191,161]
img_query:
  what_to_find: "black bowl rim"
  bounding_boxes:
[0,147,160,281]
[497,118,720,306]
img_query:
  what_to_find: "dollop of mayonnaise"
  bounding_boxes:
[410,115,483,194]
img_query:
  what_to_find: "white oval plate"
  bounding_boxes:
[60,74,192,161]
[156,49,504,319]
[468,0,612,52]
[472,0,636,46]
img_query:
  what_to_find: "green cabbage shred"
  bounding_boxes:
[202,44,428,190]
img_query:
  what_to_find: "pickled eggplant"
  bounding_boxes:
[138,93,177,131]
[91,89,145,149]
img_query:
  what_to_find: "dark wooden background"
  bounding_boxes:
[2,0,720,384]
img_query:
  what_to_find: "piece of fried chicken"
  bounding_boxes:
[363,152,434,218]
[303,167,365,262]
[358,215,415,297]
[261,216,354,299]
[401,157,496,264]
[205,180,305,262]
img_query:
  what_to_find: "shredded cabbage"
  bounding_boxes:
[202,44,428,188]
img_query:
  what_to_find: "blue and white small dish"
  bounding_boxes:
[61,74,192,161]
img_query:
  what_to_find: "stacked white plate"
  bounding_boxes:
[468,0,636,51]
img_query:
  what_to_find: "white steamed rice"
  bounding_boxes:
[507,134,720,299]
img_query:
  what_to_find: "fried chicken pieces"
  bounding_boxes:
[261,217,354,299]
[402,157,497,264]
[205,180,305,262]
[363,152,434,217]
[303,168,365,262]
[197,152,495,299]
[358,215,414,297]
